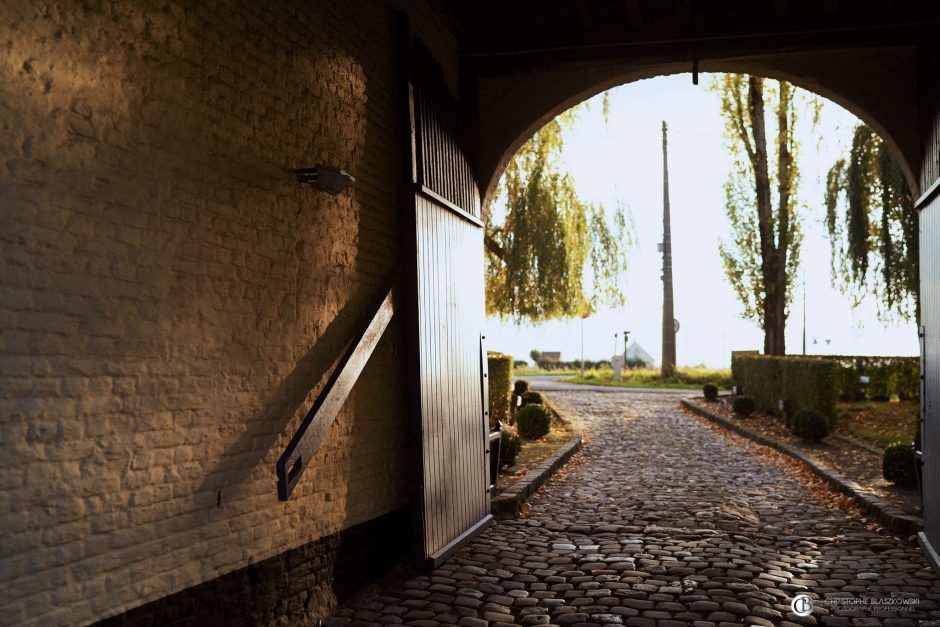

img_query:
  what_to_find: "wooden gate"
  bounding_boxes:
[398,17,492,567]
[920,197,939,563]
[918,42,940,569]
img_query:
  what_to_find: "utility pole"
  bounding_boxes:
[661,121,677,378]
[802,269,807,355]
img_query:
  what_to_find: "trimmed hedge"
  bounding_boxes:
[814,355,920,401]
[487,352,513,428]
[791,409,830,442]
[883,441,917,486]
[521,391,546,407]
[703,383,719,401]
[500,426,523,468]
[535,359,612,370]
[517,404,552,439]
[732,396,755,416]
[731,350,759,383]
[731,354,838,422]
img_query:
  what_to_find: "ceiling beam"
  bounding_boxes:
[523,0,550,32]
[724,0,739,20]
[463,21,926,73]
[677,0,692,24]
[624,0,642,29]
[575,0,595,30]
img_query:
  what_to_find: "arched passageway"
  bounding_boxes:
[451,0,940,574]
[3,2,939,624]
[473,49,920,215]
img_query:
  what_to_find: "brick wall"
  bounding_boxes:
[0,1,458,624]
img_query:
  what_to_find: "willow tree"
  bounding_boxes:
[825,124,918,321]
[713,75,808,355]
[485,109,631,322]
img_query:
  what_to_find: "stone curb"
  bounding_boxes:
[830,431,885,456]
[681,399,923,541]
[491,433,583,519]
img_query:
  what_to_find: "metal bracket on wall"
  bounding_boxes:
[276,286,395,500]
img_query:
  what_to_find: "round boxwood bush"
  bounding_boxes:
[500,426,523,468]
[703,383,719,402]
[791,409,830,442]
[883,441,917,487]
[516,403,552,439]
[521,391,546,407]
[732,395,755,417]
[513,379,530,395]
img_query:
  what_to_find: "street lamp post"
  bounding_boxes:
[580,316,585,377]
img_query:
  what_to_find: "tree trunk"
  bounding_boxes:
[747,77,787,355]
[764,287,787,355]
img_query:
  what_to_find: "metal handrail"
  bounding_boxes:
[276,286,395,500]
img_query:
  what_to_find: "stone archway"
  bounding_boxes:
[467,37,940,568]
[474,46,920,217]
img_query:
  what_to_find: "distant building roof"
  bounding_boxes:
[540,351,561,361]
[626,341,656,367]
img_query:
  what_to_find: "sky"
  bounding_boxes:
[484,73,920,368]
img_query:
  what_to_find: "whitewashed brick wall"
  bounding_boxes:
[0,1,459,624]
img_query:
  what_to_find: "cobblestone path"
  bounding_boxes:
[328,390,940,627]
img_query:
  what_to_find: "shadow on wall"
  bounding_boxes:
[2,1,420,623]
[195,278,385,508]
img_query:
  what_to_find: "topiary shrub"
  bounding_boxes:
[521,391,546,407]
[732,354,838,418]
[882,441,917,487]
[703,383,719,402]
[791,409,830,442]
[732,396,755,417]
[516,403,552,439]
[513,379,530,395]
[487,352,513,428]
[500,426,523,468]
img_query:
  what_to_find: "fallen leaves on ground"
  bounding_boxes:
[681,404,878,532]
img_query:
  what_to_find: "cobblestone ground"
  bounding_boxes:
[327,390,940,627]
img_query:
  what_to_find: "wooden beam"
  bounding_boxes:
[624,0,642,28]
[575,0,594,30]
[276,286,396,500]
[523,0,550,31]
[677,0,692,24]
[724,0,738,20]
[463,20,927,72]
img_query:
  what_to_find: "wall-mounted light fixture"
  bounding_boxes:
[294,164,355,195]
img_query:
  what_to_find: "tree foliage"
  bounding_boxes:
[712,74,811,355]
[485,108,631,323]
[825,124,918,321]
